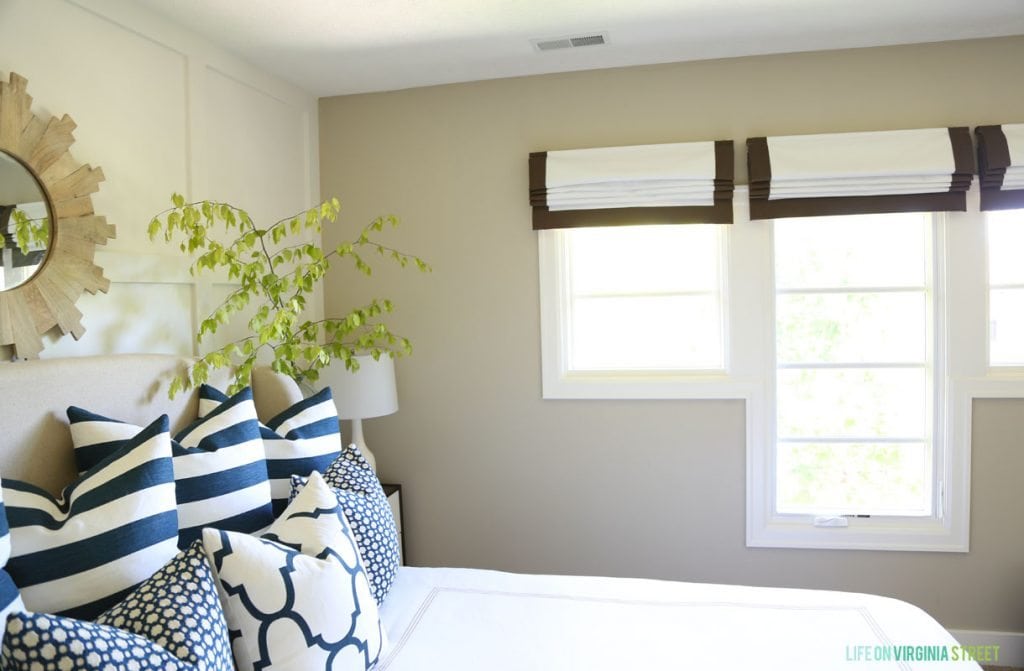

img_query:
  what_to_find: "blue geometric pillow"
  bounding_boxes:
[68,388,274,548]
[202,472,385,671]
[198,385,341,516]
[291,472,400,605]
[3,416,179,620]
[323,443,381,495]
[96,541,233,671]
[3,611,193,671]
[0,478,25,624]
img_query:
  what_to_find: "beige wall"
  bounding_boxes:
[319,37,1024,631]
[0,0,320,359]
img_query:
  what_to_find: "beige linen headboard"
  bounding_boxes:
[0,354,304,495]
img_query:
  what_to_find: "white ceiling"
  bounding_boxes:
[134,0,1024,97]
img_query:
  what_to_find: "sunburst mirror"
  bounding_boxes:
[0,72,115,359]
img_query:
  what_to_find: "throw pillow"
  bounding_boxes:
[3,611,193,671]
[68,387,274,547]
[3,416,179,619]
[323,443,380,495]
[96,541,233,671]
[0,482,25,625]
[198,385,341,516]
[291,473,400,605]
[202,472,385,671]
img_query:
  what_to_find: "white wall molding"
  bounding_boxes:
[1,0,319,359]
[948,630,1024,667]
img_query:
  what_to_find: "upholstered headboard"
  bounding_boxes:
[0,354,305,495]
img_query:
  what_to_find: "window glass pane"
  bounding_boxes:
[774,214,927,289]
[990,287,1024,366]
[570,295,723,370]
[987,210,1024,285]
[568,225,719,295]
[777,368,928,439]
[777,442,930,516]
[777,292,927,364]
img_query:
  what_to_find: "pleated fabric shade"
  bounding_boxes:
[975,124,1024,211]
[529,140,734,229]
[747,127,974,220]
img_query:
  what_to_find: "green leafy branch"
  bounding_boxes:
[10,209,49,254]
[148,194,430,397]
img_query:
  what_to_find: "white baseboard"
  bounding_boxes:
[949,630,1024,667]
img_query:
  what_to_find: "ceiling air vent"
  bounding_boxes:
[532,32,609,52]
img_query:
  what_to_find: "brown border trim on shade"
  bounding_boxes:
[975,125,1024,211]
[747,127,973,220]
[980,190,1024,210]
[529,140,734,229]
[532,201,734,229]
[750,191,967,220]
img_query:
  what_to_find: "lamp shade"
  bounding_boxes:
[318,354,398,420]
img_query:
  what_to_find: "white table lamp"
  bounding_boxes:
[318,354,398,455]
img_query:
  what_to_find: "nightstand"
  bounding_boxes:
[381,483,405,565]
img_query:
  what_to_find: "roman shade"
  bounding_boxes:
[747,127,974,220]
[975,124,1024,211]
[529,140,734,229]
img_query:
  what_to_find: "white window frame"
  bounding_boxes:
[984,208,1024,372]
[537,186,1024,552]
[538,190,767,400]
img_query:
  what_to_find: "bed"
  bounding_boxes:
[0,354,981,671]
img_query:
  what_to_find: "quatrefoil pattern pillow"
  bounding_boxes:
[202,472,385,671]
[291,473,400,605]
[96,541,233,671]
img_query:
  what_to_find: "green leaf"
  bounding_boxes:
[172,193,185,208]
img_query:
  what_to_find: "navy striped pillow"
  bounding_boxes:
[68,388,274,548]
[0,481,25,624]
[3,415,179,620]
[198,385,341,516]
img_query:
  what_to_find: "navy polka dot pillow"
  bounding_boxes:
[1,542,233,671]
[96,541,233,671]
[4,611,193,671]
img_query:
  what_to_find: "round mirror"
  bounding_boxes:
[0,150,52,290]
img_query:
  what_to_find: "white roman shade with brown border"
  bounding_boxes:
[529,140,734,229]
[747,127,974,220]
[975,124,1024,211]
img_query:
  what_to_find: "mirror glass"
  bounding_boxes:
[0,150,52,290]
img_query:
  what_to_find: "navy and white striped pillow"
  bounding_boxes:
[0,481,25,624]
[3,416,179,620]
[199,385,341,516]
[68,388,274,548]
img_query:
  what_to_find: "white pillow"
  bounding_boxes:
[201,472,385,671]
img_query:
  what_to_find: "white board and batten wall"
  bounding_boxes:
[0,0,320,359]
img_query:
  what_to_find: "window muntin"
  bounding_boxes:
[987,209,1024,367]
[773,213,934,517]
[562,224,725,372]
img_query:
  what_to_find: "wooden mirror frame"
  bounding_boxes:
[0,72,115,358]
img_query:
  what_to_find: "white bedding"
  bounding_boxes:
[378,567,980,670]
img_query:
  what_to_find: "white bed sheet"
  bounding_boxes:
[377,567,980,671]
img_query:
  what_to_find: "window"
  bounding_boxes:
[987,209,1024,367]
[563,225,724,372]
[537,222,757,400]
[538,191,977,551]
[773,214,934,517]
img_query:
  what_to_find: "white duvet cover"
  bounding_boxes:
[377,567,980,671]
